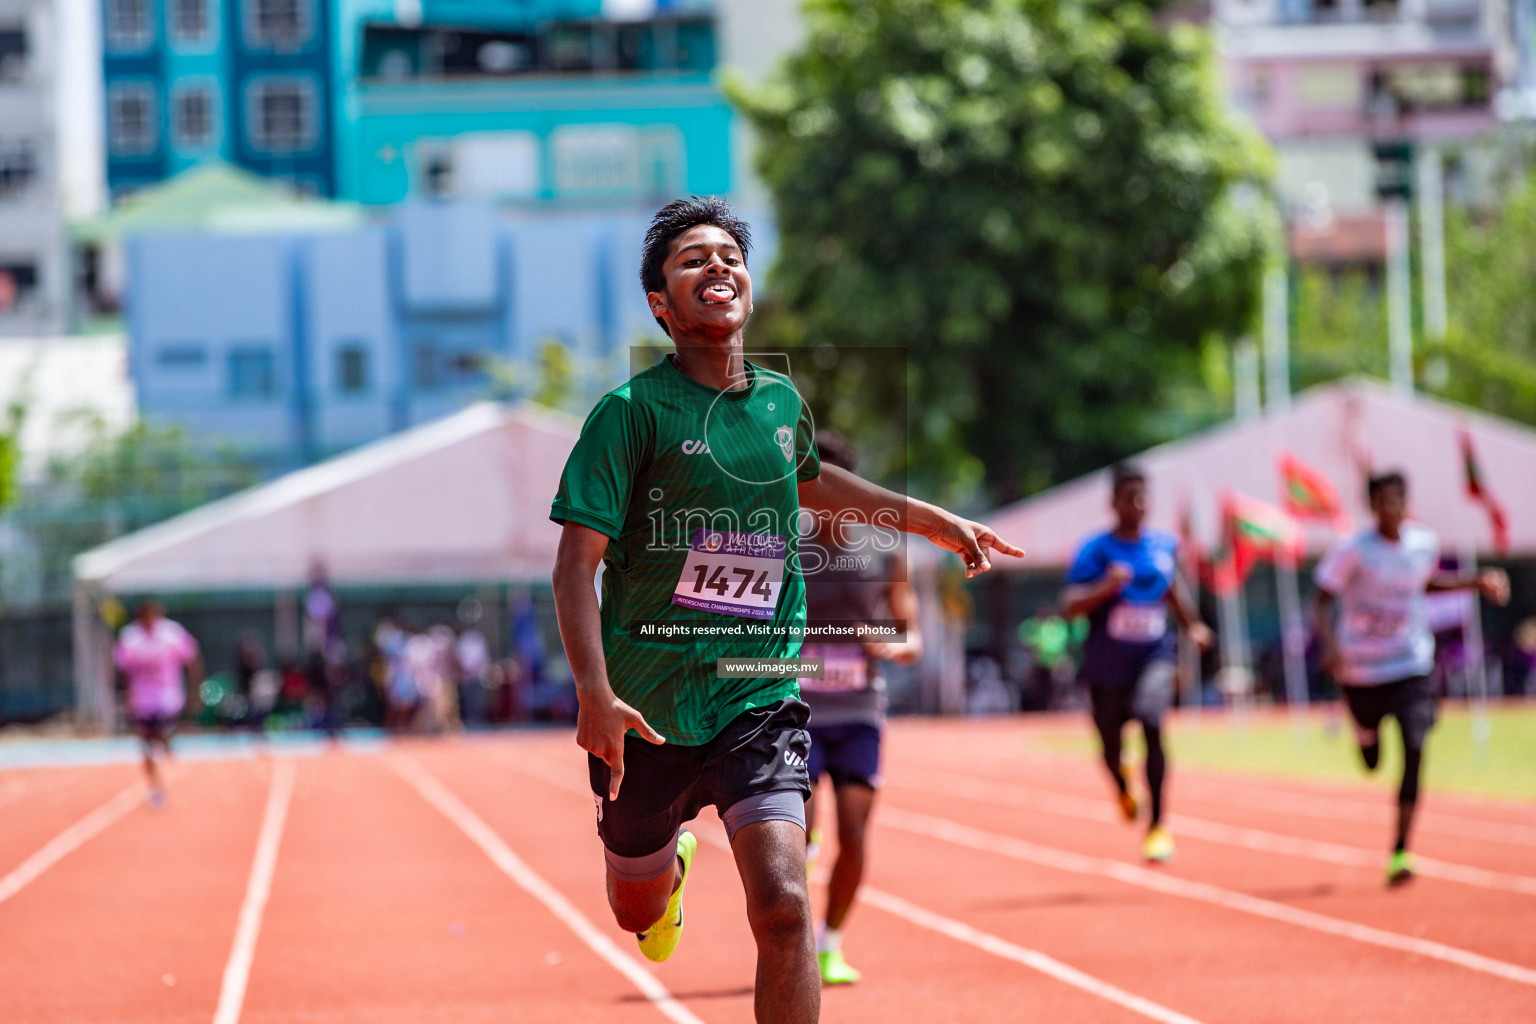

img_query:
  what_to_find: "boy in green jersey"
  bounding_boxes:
[551,197,1021,1023]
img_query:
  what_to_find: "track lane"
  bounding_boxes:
[870,807,1536,1022]
[0,758,269,1024]
[884,719,1536,872]
[886,765,1536,896]
[467,739,1222,1024]
[235,747,673,1024]
[0,763,144,876]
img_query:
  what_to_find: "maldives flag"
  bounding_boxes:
[1459,428,1510,554]
[1278,452,1349,530]
[1212,493,1303,595]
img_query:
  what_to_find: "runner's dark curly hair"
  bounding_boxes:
[640,196,752,336]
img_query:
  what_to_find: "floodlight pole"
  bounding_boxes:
[1234,339,1262,421]
[1274,552,1310,720]
[1263,264,1291,411]
[1385,199,1414,394]
[1417,149,1448,340]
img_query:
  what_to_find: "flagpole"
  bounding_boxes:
[1274,551,1310,735]
[1460,536,1492,761]
[1218,580,1254,720]
[1454,429,1493,759]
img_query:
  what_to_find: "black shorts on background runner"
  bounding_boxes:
[807,723,882,789]
[1340,675,1436,748]
[1088,659,1175,733]
[588,698,811,859]
[132,714,178,742]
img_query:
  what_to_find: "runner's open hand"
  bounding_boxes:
[1187,621,1216,653]
[577,691,665,801]
[929,514,1025,579]
[1478,568,1511,607]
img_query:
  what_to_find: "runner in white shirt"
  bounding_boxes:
[1313,471,1508,884]
[113,599,202,809]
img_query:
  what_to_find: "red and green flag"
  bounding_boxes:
[1211,493,1302,596]
[1278,452,1349,531]
[1459,428,1510,554]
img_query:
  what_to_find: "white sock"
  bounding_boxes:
[817,924,842,954]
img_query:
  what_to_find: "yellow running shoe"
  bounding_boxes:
[806,827,823,882]
[818,949,862,986]
[1142,825,1175,863]
[1116,790,1139,823]
[636,830,696,963]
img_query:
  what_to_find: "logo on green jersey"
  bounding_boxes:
[774,425,794,462]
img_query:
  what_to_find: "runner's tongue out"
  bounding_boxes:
[703,284,735,303]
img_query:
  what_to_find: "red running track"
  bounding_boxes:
[2,716,1534,1024]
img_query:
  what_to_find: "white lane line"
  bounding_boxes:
[860,888,1208,1024]
[0,783,142,907]
[880,806,1536,989]
[893,769,1536,897]
[505,753,1209,1024]
[906,744,1536,848]
[1176,779,1536,849]
[389,757,706,1024]
[212,761,296,1024]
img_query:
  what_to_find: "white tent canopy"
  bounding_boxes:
[985,379,1536,570]
[74,401,581,594]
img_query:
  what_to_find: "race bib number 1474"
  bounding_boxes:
[671,530,786,620]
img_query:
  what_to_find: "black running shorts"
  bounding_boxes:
[587,697,811,864]
[1089,658,1175,732]
[1340,675,1436,749]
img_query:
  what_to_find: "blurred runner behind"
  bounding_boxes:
[113,599,202,808]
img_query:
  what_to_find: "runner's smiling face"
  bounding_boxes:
[648,225,752,342]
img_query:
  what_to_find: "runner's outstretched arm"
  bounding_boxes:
[1426,568,1510,604]
[798,464,1023,578]
[552,522,666,800]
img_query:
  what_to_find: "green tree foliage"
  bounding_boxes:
[532,339,577,410]
[1423,169,1536,422]
[0,418,260,606]
[1292,266,1388,389]
[0,385,28,511]
[732,0,1274,504]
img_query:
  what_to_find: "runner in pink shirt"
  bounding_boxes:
[113,599,202,808]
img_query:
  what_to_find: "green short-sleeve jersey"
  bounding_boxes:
[551,356,821,745]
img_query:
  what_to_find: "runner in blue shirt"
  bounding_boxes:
[1063,464,1212,862]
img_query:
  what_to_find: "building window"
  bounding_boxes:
[0,27,27,82]
[157,344,208,368]
[108,84,158,156]
[0,141,37,197]
[0,262,38,314]
[245,0,312,49]
[105,0,153,50]
[229,347,277,398]
[246,79,317,154]
[172,86,217,149]
[171,0,211,44]
[336,344,368,393]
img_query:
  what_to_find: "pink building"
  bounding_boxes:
[1217,0,1514,263]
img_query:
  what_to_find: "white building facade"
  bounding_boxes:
[0,0,66,335]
